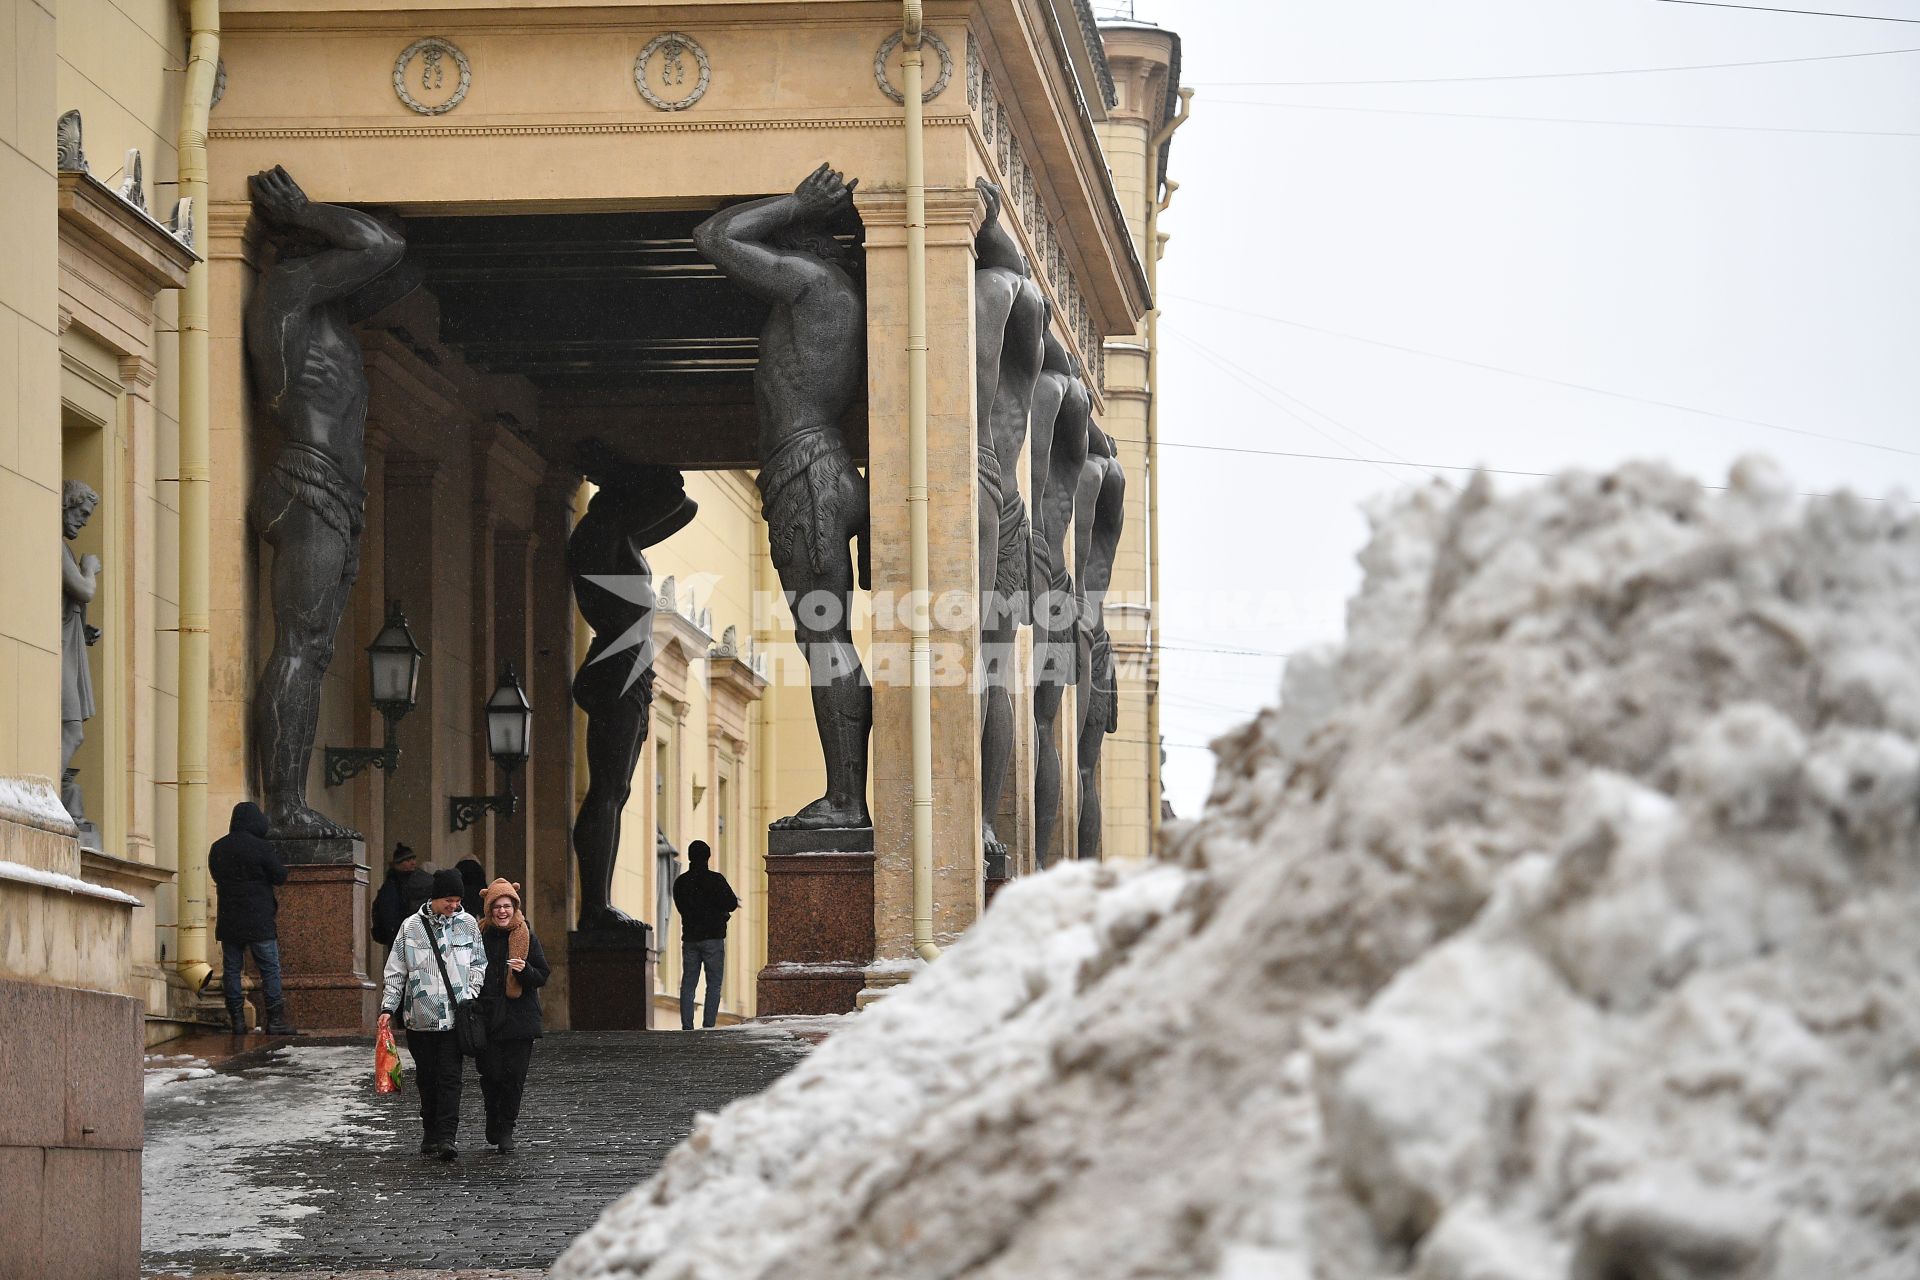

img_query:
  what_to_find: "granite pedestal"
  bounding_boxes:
[757,826,875,1016]
[569,926,657,1030]
[272,835,377,1033]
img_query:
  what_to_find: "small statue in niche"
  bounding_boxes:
[60,480,102,838]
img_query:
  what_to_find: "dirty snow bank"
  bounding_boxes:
[554,458,1920,1279]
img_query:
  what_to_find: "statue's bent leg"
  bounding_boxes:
[773,553,871,832]
[1032,680,1065,868]
[573,699,648,931]
[254,499,357,838]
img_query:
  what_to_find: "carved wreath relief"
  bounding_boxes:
[393,36,471,115]
[874,29,953,104]
[634,33,710,111]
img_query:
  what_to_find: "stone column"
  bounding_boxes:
[382,456,444,867]
[117,355,159,868]
[492,527,537,894]
[856,185,986,986]
[529,473,579,1024]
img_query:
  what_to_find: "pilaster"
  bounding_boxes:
[856,184,986,966]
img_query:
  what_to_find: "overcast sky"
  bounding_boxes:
[1109,0,1920,816]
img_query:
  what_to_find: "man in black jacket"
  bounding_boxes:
[671,840,738,1030]
[209,801,297,1035]
[370,843,431,950]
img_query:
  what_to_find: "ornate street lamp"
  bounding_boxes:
[324,601,423,786]
[450,661,532,831]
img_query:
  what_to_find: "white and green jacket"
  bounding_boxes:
[381,903,486,1032]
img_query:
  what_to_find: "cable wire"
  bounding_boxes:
[1160,297,1920,461]
[1192,45,1920,87]
[1654,0,1920,24]
[1203,95,1920,139]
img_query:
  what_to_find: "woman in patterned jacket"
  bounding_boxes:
[379,867,485,1160]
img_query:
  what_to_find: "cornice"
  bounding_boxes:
[57,170,198,295]
[210,113,976,141]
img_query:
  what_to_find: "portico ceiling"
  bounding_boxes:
[401,208,867,472]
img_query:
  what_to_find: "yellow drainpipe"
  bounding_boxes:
[1143,87,1191,853]
[902,1,939,962]
[174,0,219,991]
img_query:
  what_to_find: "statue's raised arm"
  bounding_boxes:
[692,163,857,305]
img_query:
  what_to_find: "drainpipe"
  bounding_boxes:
[173,0,219,991]
[1142,88,1190,854]
[902,0,939,962]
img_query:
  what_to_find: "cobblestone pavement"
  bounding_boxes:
[143,1029,810,1278]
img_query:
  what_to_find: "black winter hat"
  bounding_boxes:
[429,868,466,901]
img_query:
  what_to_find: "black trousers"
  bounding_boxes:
[406,1028,464,1144]
[479,1039,534,1136]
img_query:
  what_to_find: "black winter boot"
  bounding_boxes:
[226,999,246,1036]
[265,1002,299,1035]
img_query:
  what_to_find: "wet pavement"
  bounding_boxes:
[141,1029,811,1278]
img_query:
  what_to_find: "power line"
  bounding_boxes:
[1203,95,1920,139]
[1157,640,1292,658]
[1160,298,1920,461]
[1191,45,1920,87]
[1654,0,1920,24]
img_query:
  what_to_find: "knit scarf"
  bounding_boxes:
[487,909,530,998]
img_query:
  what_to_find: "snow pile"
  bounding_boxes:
[553,458,1920,1280]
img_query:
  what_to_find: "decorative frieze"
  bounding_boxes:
[970,56,1104,393]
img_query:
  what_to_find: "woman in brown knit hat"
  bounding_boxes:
[477,877,549,1153]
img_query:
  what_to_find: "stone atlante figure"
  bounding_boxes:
[1075,425,1126,861]
[60,480,103,832]
[568,461,696,933]
[973,179,1047,866]
[694,163,872,832]
[1028,334,1091,867]
[243,165,413,839]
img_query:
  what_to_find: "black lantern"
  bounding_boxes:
[451,661,532,831]
[324,601,422,787]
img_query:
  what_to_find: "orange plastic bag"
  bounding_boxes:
[374,1022,403,1094]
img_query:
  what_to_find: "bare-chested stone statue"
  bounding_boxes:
[60,480,102,837]
[568,460,696,932]
[243,166,411,839]
[695,163,871,832]
[1075,425,1126,861]
[973,180,1047,867]
[1028,334,1091,867]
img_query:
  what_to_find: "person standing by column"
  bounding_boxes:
[476,879,548,1153]
[379,868,484,1160]
[671,840,737,1030]
[208,801,297,1036]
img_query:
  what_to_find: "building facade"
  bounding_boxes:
[1,1,1182,1265]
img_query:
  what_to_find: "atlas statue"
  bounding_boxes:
[568,458,697,933]
[243,166,415,839]
[694,163,872,832]
[972,179,1047,867]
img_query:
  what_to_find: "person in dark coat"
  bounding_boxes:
[476,878,548,1153]
[671,840,738,1030]
[208,800,296,1036]
[370,843,431,949]
[456,856,487,921]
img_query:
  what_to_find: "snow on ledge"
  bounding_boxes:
[0,774,80,834]
[0,858,142,906]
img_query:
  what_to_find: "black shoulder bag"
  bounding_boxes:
[423,916,489,1058]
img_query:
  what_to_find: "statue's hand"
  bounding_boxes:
[83,624,101,646]
[976,178,1003,226]
[793,163,856,220]
[248,165,310,226]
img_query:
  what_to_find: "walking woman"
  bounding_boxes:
[477,878,549,1153]
[379,868,485,1161]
